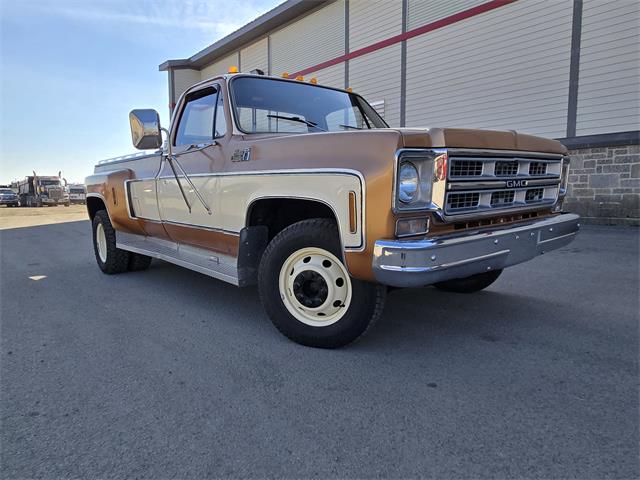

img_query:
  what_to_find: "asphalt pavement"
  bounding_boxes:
[1,220,638,479]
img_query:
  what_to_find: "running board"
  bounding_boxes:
[116,231,239,286]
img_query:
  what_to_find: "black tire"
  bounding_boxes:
[92,210,130,274]
[258,218,386,349]
[434,269,503,293]
[128,253,152,271]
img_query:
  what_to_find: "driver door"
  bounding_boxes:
[157,83,231,254]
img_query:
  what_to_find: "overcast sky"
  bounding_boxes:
[0,0,280,184]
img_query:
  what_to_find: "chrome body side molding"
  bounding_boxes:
[116,231,240,286]
[372,213,580,288]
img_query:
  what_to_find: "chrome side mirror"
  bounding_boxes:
[129,109,162,150]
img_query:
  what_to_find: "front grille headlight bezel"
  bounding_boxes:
[393,149,438,213]
[559,155,570,197]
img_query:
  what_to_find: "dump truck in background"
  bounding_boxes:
[17,172,70,207]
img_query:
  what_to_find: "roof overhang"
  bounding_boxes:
[159,0,331,72]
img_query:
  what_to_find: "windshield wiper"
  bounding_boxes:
[267,114,327,132]
[339,124,363,130]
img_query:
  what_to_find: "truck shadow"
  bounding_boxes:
[1,220,597,358]
[142,259,572,354]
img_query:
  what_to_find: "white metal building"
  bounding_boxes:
[161,0,640,223]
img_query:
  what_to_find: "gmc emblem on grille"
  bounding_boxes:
[506,180,529,188]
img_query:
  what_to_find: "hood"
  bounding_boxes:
[397,128,567,154]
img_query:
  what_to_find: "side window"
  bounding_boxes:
[174,88,216,146]
[214,94,227,138]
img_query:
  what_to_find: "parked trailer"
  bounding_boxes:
[68,184,87,205]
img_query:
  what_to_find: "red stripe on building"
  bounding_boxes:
[290,0,517,78]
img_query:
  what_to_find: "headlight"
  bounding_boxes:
[394,150,437,212]
[398,162,419,203]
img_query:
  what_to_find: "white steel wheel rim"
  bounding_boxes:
[96,223,107,263]
[278,247,352,327]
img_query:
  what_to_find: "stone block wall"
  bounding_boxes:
[564,144,640,225]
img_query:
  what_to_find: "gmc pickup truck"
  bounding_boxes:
[85,71,579,348]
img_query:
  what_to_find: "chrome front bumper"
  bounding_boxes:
[372,213,580,288]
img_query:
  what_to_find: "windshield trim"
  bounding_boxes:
[228,74,388,135]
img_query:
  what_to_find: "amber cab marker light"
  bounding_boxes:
[228,66,239,74]
[346,87,353,93]
[295,75,304,81]
[281,72,289,78]
[310,77,318,84]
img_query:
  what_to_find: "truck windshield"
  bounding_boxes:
[230,76,387,134]
[39,180,60,186]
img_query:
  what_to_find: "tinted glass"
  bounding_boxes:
[231,77,387,133]
[175,88,217,146]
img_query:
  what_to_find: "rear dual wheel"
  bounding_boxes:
[92,210,152,274]
[258,218,386,349]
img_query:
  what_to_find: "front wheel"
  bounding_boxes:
[258,218,386,349]
[434,269,503,293]
[92,210,130,274]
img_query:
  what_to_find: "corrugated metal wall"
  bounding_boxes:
[405,0,573,138]
[182,0,638,142]
[576,0,640,136]
[240,37,269,74]
[173,69,201,104]
[348,0,402,125]
[200,52,239,80]
[270,0,345,76]
[350,45,402,126]
[306,63,345,90]
[407,0,486,30]
[349,0,402,50]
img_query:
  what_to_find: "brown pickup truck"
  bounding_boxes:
[85,72,579,348]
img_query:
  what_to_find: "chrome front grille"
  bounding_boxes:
[444,149,564,217]
[494,161,519,177]
[450,160,483,177]
[529,162,547,176]
[490,190,515,206]
[48,188,62,200]
[525,188,545,203]
[447,192,480,211]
